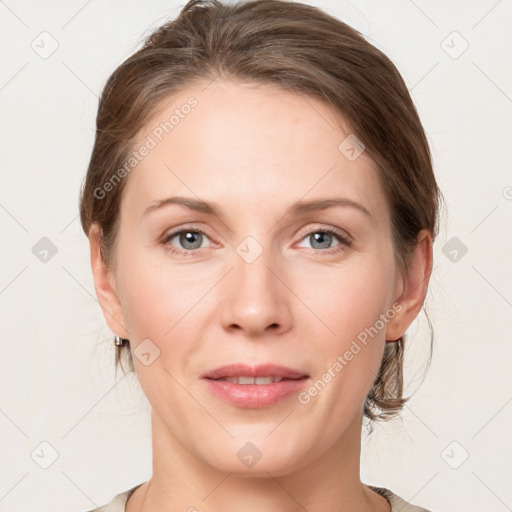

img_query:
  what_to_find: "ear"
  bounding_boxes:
[88,223,130,339]
[385,229,433,341]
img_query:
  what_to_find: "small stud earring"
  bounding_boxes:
[115,335,128,346]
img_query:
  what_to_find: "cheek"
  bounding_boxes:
[301,259,394,345]
[120,269,172,338]
[295,253,395,396]
[117,252,219,382]
[117,251,201,337]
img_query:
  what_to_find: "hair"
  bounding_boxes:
[79,0,442,424]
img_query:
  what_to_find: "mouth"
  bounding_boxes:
[213,376,300,384]
[201,363,308,380]
[201,363,310,408]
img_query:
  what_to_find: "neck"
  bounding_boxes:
[127,409,389,512]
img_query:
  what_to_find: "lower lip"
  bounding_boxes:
[202,377,309,408]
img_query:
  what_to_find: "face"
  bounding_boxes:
[91,79,427,477]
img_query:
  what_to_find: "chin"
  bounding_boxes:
[201,440,311,478]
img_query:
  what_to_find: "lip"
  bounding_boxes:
[200,363,309,408]
[200,363,307,380]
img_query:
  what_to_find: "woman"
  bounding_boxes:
[80,0,440,510]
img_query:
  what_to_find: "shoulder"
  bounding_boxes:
[368,485,435,512]
[84,484,143,512]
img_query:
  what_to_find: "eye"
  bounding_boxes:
[162,228,212,254]
[297,227,351,253]
[161,226,351,256]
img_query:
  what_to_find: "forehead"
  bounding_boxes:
[123,79,388,223]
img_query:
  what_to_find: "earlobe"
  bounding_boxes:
[385,229,433,341]
[88,223,130,338]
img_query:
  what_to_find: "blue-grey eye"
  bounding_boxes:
[178,231,203,250]
[309,232,335,249]
[165,230,208,250]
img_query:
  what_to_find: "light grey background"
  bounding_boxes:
[1,1,511,511]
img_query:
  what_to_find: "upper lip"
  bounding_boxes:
[201,363,308,380]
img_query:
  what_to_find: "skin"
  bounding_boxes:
[89,79,432,512]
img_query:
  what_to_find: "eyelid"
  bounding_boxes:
[296,224,352,245]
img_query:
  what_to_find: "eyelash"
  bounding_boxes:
[161,225,352,256]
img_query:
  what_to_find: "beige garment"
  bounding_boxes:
[86,483,434,511]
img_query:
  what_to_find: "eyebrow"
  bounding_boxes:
[142,196,372,219]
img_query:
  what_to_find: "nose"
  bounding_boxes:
[220,243,292,337]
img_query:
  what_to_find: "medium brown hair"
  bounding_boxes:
[79,0,441,423]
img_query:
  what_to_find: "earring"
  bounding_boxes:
[115,335,128,346]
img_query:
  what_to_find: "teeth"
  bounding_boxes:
[240,376,257,385]
[217,376,284,384]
